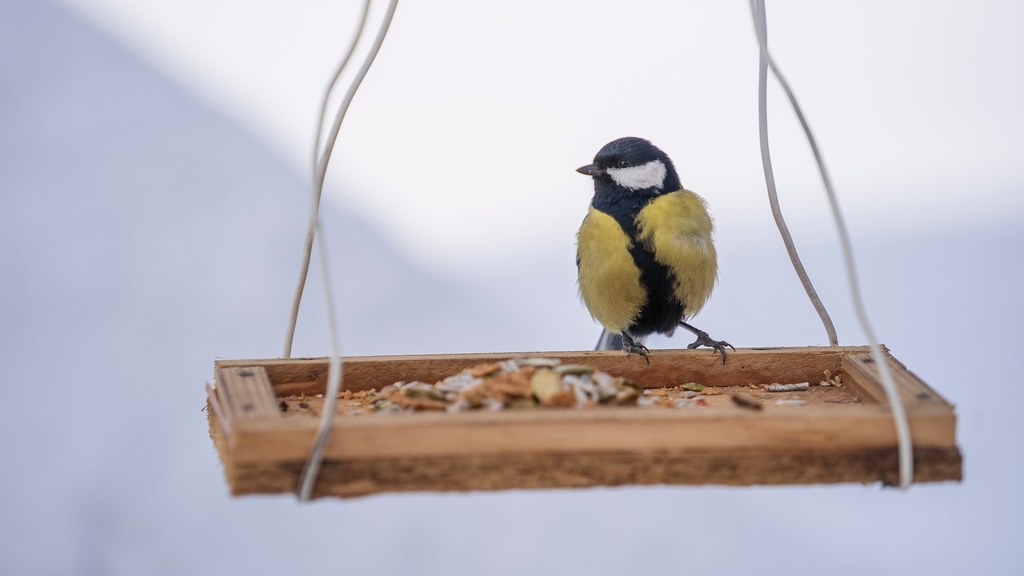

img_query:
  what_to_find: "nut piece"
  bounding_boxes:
[477,370,533,403]
[530,369,564,405]
[554,364,596,375]
[470,362,503,378]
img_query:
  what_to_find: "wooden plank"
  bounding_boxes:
[205,382,231,438]
[841,353,886,404]
[218,446,963,498]
[227,402,956,464]
[843,352,950,408]
[216,366,280,422]
[216,346,859,396]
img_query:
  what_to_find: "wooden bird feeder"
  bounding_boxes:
[207,346,961,498]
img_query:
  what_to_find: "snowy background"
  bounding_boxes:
[1,1,1022,574]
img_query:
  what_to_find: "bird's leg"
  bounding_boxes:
[678,320,734,365]
[621,332,650,365]
[595,329,624,351]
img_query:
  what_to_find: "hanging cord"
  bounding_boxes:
[297,224,344,500]
[295,0,402,501]
[748,0,913,488]
[283,0,370,360]
[751,2,838,347]
[292,0,369,498]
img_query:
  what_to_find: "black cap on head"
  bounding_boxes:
[577,137,681,192]
[594,137,664,168]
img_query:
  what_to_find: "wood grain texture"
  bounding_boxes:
[208,346,962,498]
[217,366,279,421]
[233,450,963,498]
[842,353,947,408]
[224,403,956,464]
[210,409,961,498]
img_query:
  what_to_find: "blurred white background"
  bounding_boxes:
[1,1,1022,574]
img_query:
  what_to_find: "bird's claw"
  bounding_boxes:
[687,334,735,365]
[622,334,651,365]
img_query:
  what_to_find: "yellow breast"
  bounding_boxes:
[636,190,718,319]
[576,207,646,332]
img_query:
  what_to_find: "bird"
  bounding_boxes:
[575,136,733,364]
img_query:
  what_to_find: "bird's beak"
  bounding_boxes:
[576,164,604,177]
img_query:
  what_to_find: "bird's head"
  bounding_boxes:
[576,137,681,193]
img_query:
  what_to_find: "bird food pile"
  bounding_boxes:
[276,359,853,417]
[337,358,717,415]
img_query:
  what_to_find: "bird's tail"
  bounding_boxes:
[595,329,623,351]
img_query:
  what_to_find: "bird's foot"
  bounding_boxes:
[621,333,650,365]
[686,331,735,365]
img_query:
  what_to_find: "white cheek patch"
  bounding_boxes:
[606,159,667,191]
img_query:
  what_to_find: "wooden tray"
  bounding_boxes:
[206,346,961,498]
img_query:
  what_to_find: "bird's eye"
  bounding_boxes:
[616,159,629,168]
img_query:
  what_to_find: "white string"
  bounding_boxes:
[752,0,838,347]
[296,0,402,501]
[297,224,344,500]
[748,0,913,488]
[283,0,372,360]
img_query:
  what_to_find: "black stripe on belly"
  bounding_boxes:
[627,241,685,337]
[591,193,684,337]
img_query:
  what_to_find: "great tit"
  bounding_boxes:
[575,137,733,363]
